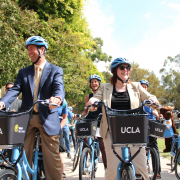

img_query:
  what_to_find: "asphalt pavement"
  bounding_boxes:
[64,149,177,180]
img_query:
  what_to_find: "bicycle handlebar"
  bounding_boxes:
[142,100,160,108]
[40,99,60,107]
[87,100,160,111]
[0,99,60,115]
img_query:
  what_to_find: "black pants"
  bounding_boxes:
[59,131,67,152]
[70,128,76,149]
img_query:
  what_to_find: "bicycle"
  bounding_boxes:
[72,115,85,172]
[75,116,100,180]
[145,101,166,180]
[145,135,161,180]
[89,100,165,180]
[170,117,180,172]
[0,99,59,180]
[175,146,180,179]
[173,122,180,179]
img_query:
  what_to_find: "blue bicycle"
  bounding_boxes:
[72,115,87,172]
[173,122,180,179]
[0,99,58,180]
[75,117,100,180]
[89,101,150,180]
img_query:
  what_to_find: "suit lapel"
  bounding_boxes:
[39,62,51,93]
[28,65,35,98]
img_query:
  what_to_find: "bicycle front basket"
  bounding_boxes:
[106,106,149,144]
[76,119,97,137]
[148,120,166,138]
[0,111,31,147]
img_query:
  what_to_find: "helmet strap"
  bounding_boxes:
[92,87,99,92]
[116,74,129,83]
[33,47,46,64]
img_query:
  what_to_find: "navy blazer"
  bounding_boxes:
[1,61,65,135]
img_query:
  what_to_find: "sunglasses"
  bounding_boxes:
[118,66,131,71]
[6,87,11,90]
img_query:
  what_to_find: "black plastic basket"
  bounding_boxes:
[0,110,31,148]
[148,120,166,138]
[106,106,149,145]
[76,119,98,137]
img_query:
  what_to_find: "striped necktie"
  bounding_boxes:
[33,66,41,112]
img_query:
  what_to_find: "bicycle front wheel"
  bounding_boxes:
[0,169,17,180]
[79,147,94,180]
[171,156,176,171]
[146,146,159,180]
[72,141,81,172]
[175,148,180,179]
[121,166,135,180]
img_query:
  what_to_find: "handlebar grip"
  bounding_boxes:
[41,99,60,107]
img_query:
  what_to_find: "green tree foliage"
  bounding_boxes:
[14,0,81,22]
[14,0,111,63]
[14,0,94,52]
[0,0,105,112]
[130,62,165,101]
[87,37,112,63]
[160,55,180,109]
[102,71,111,83]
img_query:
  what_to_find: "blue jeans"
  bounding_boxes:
[63,126,70,153]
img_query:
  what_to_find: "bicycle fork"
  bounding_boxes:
[114,147,141,180]
[83,138,95,174]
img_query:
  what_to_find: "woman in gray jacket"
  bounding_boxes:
[87,57,159,180]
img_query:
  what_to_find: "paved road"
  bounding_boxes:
[64,149,177,180]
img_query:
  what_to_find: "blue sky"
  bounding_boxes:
[84,0,180,79]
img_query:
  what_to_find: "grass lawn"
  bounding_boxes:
[157,138,171,160]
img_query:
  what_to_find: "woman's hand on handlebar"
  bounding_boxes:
[86,97,100,111]
[150,97,160,105]
[144,98,160,109]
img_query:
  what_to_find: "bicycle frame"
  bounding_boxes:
[8,131,42,180]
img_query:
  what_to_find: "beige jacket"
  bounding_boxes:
[93,82,156,139]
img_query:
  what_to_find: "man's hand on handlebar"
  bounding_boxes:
[0,102,5,110]
[49,96,61,110]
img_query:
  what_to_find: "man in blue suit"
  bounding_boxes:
[0,36,65,179]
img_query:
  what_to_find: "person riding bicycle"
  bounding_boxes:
[87,57,159,180]
[58,99,69,179]
[4,82,22,112]
[67,107,76,149]
[0,36,65,180]
[81,74,107,169]
[140,79,161,179]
